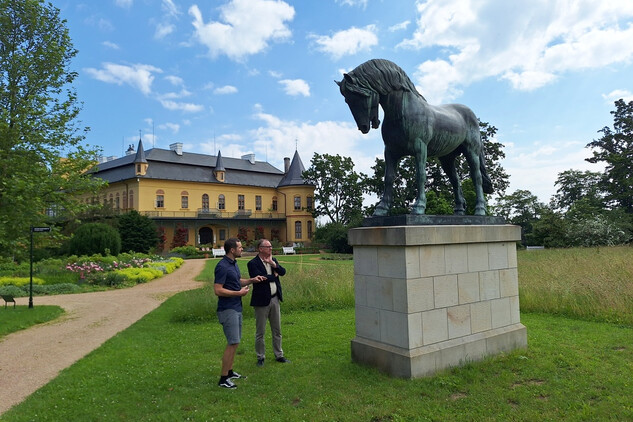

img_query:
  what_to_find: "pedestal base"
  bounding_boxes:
[348,224,527,378]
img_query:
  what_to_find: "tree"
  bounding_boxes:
[170,225,188,249]
[0,0,104,258]
[117,210,159,253]
[551,169,604,212]
[302,153,365,224]
[68,223,121,256]
[586,99,633,214]
[493,189,545,245]
[364,121,508,215]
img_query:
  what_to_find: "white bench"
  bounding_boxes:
[526,246,545,250]
[212,248,226,258]
[282,246,295,255]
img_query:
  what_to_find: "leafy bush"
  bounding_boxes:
[0,283,81,297]
[0,276,45,287]
[313,222,352,253]
[117,210,159,253]
[147,258,183,274]
[0,285,25,297]
[68,223,121,256]
[115,267,163,284]
[88,271,129,287]
[169,246,200,258]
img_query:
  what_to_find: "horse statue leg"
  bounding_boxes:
[464,145,487,216]
[373,148,398,216]
[439,154,466,215]
[411,141,428,215]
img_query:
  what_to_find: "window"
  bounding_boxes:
[272,197,278,211]
[238,194,245,210]
[307,220,313,239]
[181,191,189,209]
[109,193,113,205]
[306,196,313,211]
[219,229,226,241]
[129,190,134,209]
[156,189,165,208]
[202,194,209,210]
[256,195,262,211]
[115,193,120,209]
[295,221,302,239]
[218,194,225,210]
[294,195,301,210]
[123,191,128,209]
[136,163,141,173]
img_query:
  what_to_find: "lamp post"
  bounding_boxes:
[29,226,51,308]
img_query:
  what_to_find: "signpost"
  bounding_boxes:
[29,226,51,308]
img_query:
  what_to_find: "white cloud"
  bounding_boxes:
[247,106,383,177]
[115,0,133,8]
[159,99,205,113]
[189,0,295,61]
[155,23,175,39]
[335,0,368,8]
[158,122,181,133]
[278,79,310,97]
[400,0,633,102]
[214,85,238,95]
[269,70,283,78]
[389,20,410,32]
[161,0,180,17]
[312,25,378,60]
[602,89,633,103]
[102,41,119,49]
[165,75,184,86]
[84,62,162,95]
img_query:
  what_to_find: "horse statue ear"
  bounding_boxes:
[335,80,342,87]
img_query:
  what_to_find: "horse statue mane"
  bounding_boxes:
[344,59,427,102]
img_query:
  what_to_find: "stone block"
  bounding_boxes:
[445,244,468,274]
[354,246,378,276]
[491,297,511,329]
[405,277,435,313]
[499,268,519,297]
[467,243,489,272]
[488,242,509,270]
[434,274,459,308]
[380,310,410,348]
[448,304,471,339]
[509,295,521,324]
[480,270,500,300]
[458,272,480,304]
[354,274,368,307]
[422,308,448,345]
[471,301,492,333]
[355,306,380,341]
[419,245,446,277]
[377,246,405,278]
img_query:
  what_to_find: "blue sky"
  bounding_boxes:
[54,0,633,203]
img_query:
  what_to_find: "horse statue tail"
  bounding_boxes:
[479,151,494,194]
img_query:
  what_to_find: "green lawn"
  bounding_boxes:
[2,248,632,420]
[0,306,64,338]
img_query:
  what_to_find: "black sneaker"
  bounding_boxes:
[276,357,290,363]
[257,358,265,367]
[228,370,245,380]
[218,378,237,389]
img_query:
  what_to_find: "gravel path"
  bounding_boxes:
[0,258,208,416]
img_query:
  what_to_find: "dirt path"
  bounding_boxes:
[0,258,208,416]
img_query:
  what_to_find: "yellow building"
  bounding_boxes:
[88,140,315,250]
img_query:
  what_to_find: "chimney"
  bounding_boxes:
[241,153,256,164]
[284,157,290,173]
[169,142,183,156]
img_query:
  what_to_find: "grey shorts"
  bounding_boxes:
[217,309,242,345]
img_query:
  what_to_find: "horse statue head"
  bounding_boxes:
[336,73,380,134]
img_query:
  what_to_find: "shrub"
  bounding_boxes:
[117,210,159,253]
[68,223,121,256]
[170,246,200,258]
[115,267,163,284]
[0,276,46,287]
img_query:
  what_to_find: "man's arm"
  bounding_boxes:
[214,282,249,297]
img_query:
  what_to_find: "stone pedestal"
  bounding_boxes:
[348,224,527,378]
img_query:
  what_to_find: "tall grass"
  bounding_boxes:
[518,245,633,325]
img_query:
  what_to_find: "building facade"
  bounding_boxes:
[86,140,315,250]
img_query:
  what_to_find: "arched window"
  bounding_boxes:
[295,221,302,239]
[306,196,313,211]
[307,220,313,239]
[202,194,209,211]
[155,189,165,208]
[272,196,278,211]
[294,195,301,210]
[181,191,189,209]
[122,191,128,209]
[218,194,225,210]
[128,190,134,209]
[238,194,245,210]
[115,193,120,209]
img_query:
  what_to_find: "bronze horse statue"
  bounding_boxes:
[337,59,493,216]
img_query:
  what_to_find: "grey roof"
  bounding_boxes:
[89,146,310,189]
[215,150,225,171]
[277,150,312,187]
[134,139,147,163]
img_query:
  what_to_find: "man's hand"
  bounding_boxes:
[239,286,250,296]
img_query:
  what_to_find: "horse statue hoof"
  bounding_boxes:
[373,205,389,217]
[411,205,426,215]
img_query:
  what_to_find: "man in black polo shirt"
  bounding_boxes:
[214,237,265,389]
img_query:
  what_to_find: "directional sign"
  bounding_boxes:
[31,227,51,232]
